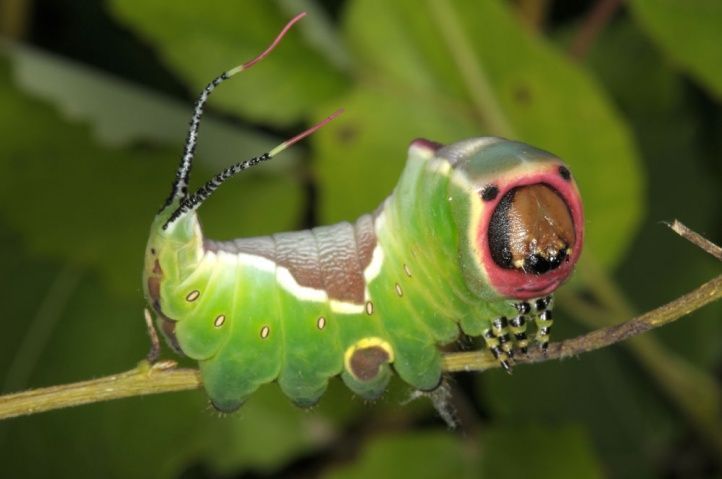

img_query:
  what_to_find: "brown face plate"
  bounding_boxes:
[488,184,575,275]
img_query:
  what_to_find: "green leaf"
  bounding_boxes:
[108,0,349,125]
[630,0,722,100]
[315,86,479,225]
[6,43,293,174]
[482,424,604,479]
[315,0,644,268]
[580,20,683,116]
[583,23,722,448]
[586,20,722,368]
[481,342,677,478]
[0,241,206,478]
[322,432,478,479]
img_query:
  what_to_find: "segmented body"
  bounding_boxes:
[144,137,583,411]
[142,14,583,411]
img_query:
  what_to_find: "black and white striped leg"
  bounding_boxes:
[510,301,531,354]
[483,329,512,373]
[534,296,552,314]
[509,315,529,354]
[491,316,514,358]
[535,310,553,351]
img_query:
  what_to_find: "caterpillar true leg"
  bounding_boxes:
[509,305,530,354]
[509,301,531,354]
[483,328,512,373]
[532,296,554,351]
[490,316,514,358]
[534,309,554,351]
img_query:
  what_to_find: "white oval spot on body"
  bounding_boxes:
[403,264,412,277]
[186,290,200,302]
[317,316,326,330]
[395,283,403,297]
[365,301,374,315]
[260,325,270,339]
[213,314,225,327]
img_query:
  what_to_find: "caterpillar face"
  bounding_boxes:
[435,138,584,300]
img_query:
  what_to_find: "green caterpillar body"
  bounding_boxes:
[142,14,583,411]
[144,137,584,411]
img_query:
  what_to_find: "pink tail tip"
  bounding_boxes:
[241,12,307,71]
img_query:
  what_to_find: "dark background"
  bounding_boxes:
[0,0,720,477]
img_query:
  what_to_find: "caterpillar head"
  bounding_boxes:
[419,137,584,301]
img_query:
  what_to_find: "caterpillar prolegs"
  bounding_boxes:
[142,13,584,412]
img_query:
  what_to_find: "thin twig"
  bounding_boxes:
[0,274,718,421]
[0,362,200,421]
[446,218,722,372]
[443,273,722,372]
[666,220,722,261]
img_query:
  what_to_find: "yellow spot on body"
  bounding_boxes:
[317,316,326,330]
[186,290,200,302]
[214,314,225,327]
[365,301,374,315]
[403,264,412,277]
[260,325,270,339]
[395,283,403,297]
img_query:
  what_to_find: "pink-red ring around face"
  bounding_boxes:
[475,163,584,300]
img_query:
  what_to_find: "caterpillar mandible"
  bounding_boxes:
[143,12,584,412]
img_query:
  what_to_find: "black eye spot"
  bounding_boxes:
[480,185,499,202]
[559,166,571,181]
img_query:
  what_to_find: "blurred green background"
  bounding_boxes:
[0,0,720,477]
